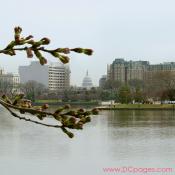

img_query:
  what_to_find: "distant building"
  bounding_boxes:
[82,71,93,89]
[107,58,175,84]
[19,61,70,91]
[0,70,20,92]
[99,75,107,88]
[19,61,49,86]
[48,62,70,91]
[107,58,149,83]
[147,62,175,80]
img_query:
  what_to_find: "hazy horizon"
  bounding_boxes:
[1,0,175,86]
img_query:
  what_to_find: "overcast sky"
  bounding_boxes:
[1,0,175,86]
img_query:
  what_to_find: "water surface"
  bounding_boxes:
[0,108,175,175]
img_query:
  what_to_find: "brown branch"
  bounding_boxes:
[0,99,54,117]
[1,103,62,128]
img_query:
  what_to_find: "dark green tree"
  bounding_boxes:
[118,85,132,104]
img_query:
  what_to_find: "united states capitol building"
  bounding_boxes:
[82,71,93,89]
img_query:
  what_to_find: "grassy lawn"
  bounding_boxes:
[100,104,175,109]
[35,99,61,103]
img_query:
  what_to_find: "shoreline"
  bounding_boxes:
[97,104,175,110]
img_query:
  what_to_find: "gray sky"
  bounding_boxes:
[1,0,175,86]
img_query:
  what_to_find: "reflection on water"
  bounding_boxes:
[0,107,175,175]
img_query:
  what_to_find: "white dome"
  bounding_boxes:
[82,71,93,89]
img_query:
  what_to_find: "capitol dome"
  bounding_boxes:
[82,71,93,89]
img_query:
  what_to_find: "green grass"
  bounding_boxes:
[99,104,175,109]
[35,99,61,103]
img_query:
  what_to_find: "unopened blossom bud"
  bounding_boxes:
[2,94,12,104]
[25,35,33,40]
[37,114,43,120]
[71,48,83,53]
[14,26,22,34]
[78,108,85,113]
[34,50,42,59]
[39,57,47,65]
[75,121,83,129]
[27,40,35,45]
[67,131,74,138]
[85,116,91,123]
[55,48,70,54]
[68,110,77,116]
[26,48,33,58]
[54,107,64,114]
[64,104,71,109]
[42,104,49,110]
[83,49,93,56]
[14,26,22,42]
[69,117,77,124]
[59,55,70,64]
[40,37,50,45]
[54,115,61,121]
[61,127,74,138]
[91,108,99,115]
[51,51,60,57]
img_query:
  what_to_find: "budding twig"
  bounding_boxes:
[0,26,96,138]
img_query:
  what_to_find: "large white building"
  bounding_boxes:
[82,71,93,89]
[49,62,70,91]
[19,61,70,91]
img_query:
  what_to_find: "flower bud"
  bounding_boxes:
[67,110,77,116]
[42,104,49,110]
[54,107,64,114]
[25,35,33,40]
[14,26,22,42]
[69,117,77,124]
[40,37,50,45]
[85,116,91,123]
[55,48,70,54]
[91,108,99,115]
[78,108,85,113]
[54,115,61,121]
[83,49,93,56]
[61,127,74,138]
[75,121,83,129]
[71,48,83,53]
[26,48,33,58]
[59,55,70,64]
[37,114,43,120]
[39,57,47,65]
[64,104,71,109]
[2,94,12,104]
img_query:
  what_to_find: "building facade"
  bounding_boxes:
[0,70,20,92]
[99,75,107,88]
[19,61,70,91]
[107,58,149,83]
[48,62,70,91]
[107,58,175,84]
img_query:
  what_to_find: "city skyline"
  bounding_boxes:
[1,0,175,86]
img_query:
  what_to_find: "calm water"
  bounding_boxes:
[0,107,175,175]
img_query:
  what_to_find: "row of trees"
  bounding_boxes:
[101,71,175,103]
[1,70,175,104]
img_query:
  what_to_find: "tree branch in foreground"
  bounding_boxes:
[0,27,98,138]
